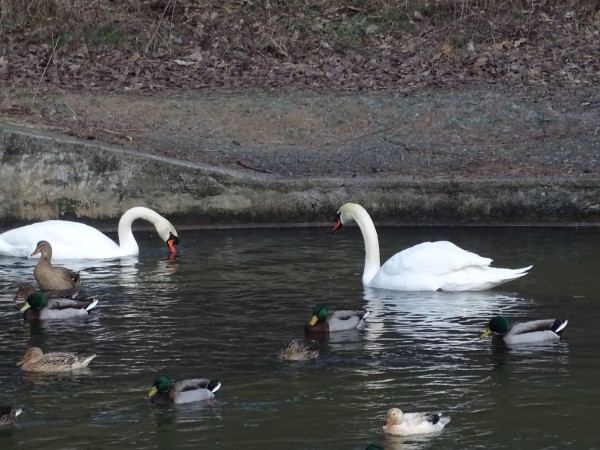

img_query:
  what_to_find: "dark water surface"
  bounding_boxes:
[0,226,598,449]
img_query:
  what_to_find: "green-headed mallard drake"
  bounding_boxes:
[382,407,450,436]
[0,405,22,427]
[304,304,369,334]
[16,347,97,372]
[31,240,82,291]
[480,316,568,345]
[148,375,221,405]
[19,290,98,320]
[279,339,320,361]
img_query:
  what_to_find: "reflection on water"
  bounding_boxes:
[0,226,599,449]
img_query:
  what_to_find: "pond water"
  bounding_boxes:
[0,225,599,449]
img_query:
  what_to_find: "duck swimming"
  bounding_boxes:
[304,304,369,334]
[16,347,97,372]
[279,339,320,361]
[13,283,93,305]
[382,407,450,436]
[31,240,81,291]
[19,290,98,320]
[0,406,23,427]
[480,315,568,346]
[148,375,221,405]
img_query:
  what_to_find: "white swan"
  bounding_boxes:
[332,203,531,291]
[0,207,179,259]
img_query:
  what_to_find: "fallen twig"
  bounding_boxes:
[236,160,274,174]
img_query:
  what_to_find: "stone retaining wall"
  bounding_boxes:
[1,122,598,228]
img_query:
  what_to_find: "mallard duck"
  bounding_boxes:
[13,283,93,305]
[0,206,179,259]
[279,339,320,361]
[16,347,97,372]
[148,375,221,405]
[332,203,532,291]
[19,290,98,320]
[382,407,450,436]
[0,405,22,427]
[305,304,369,334]
[31,240,81,291]
[480,316,568,345]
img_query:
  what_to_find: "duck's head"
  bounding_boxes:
[16,347,43,367]
[332,203,361,233]
[480,316,513,337]
[31,240,52,257]
[148,375,172,398]
[13,284,36,304]
[20,291,48,313]
[383,408,405,428]
[309,304,329,326]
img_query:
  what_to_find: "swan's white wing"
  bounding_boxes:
[369,241,530,291]
[0,221,121,259]
[382,241,492,276]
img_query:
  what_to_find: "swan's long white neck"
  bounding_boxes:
[117,207,165,254]
[346,204,381,286]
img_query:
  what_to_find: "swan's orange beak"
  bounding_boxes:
[332,219,342,233]
[166,233,179,254]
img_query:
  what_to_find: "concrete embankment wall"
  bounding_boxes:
[1,122,598,228]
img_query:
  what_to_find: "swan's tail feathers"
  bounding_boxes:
[514,265,533,275]
[85,299,99,311]
[551,319,568,336]
[494,265,533,283]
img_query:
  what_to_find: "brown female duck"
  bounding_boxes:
[31,240,81,291]
[16,347,97,372]
[0,405,22,427]
[13,283,92,305]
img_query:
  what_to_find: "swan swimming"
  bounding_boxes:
[0,206,179,259]
[332,203,531,291]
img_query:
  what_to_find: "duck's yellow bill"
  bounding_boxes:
[309,315,318,326]
[19,303,31,313]
[480,328,492,338]
[147,386,158,398]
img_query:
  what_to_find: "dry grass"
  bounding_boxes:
[1,0,598,55]
[0,0,597,93]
